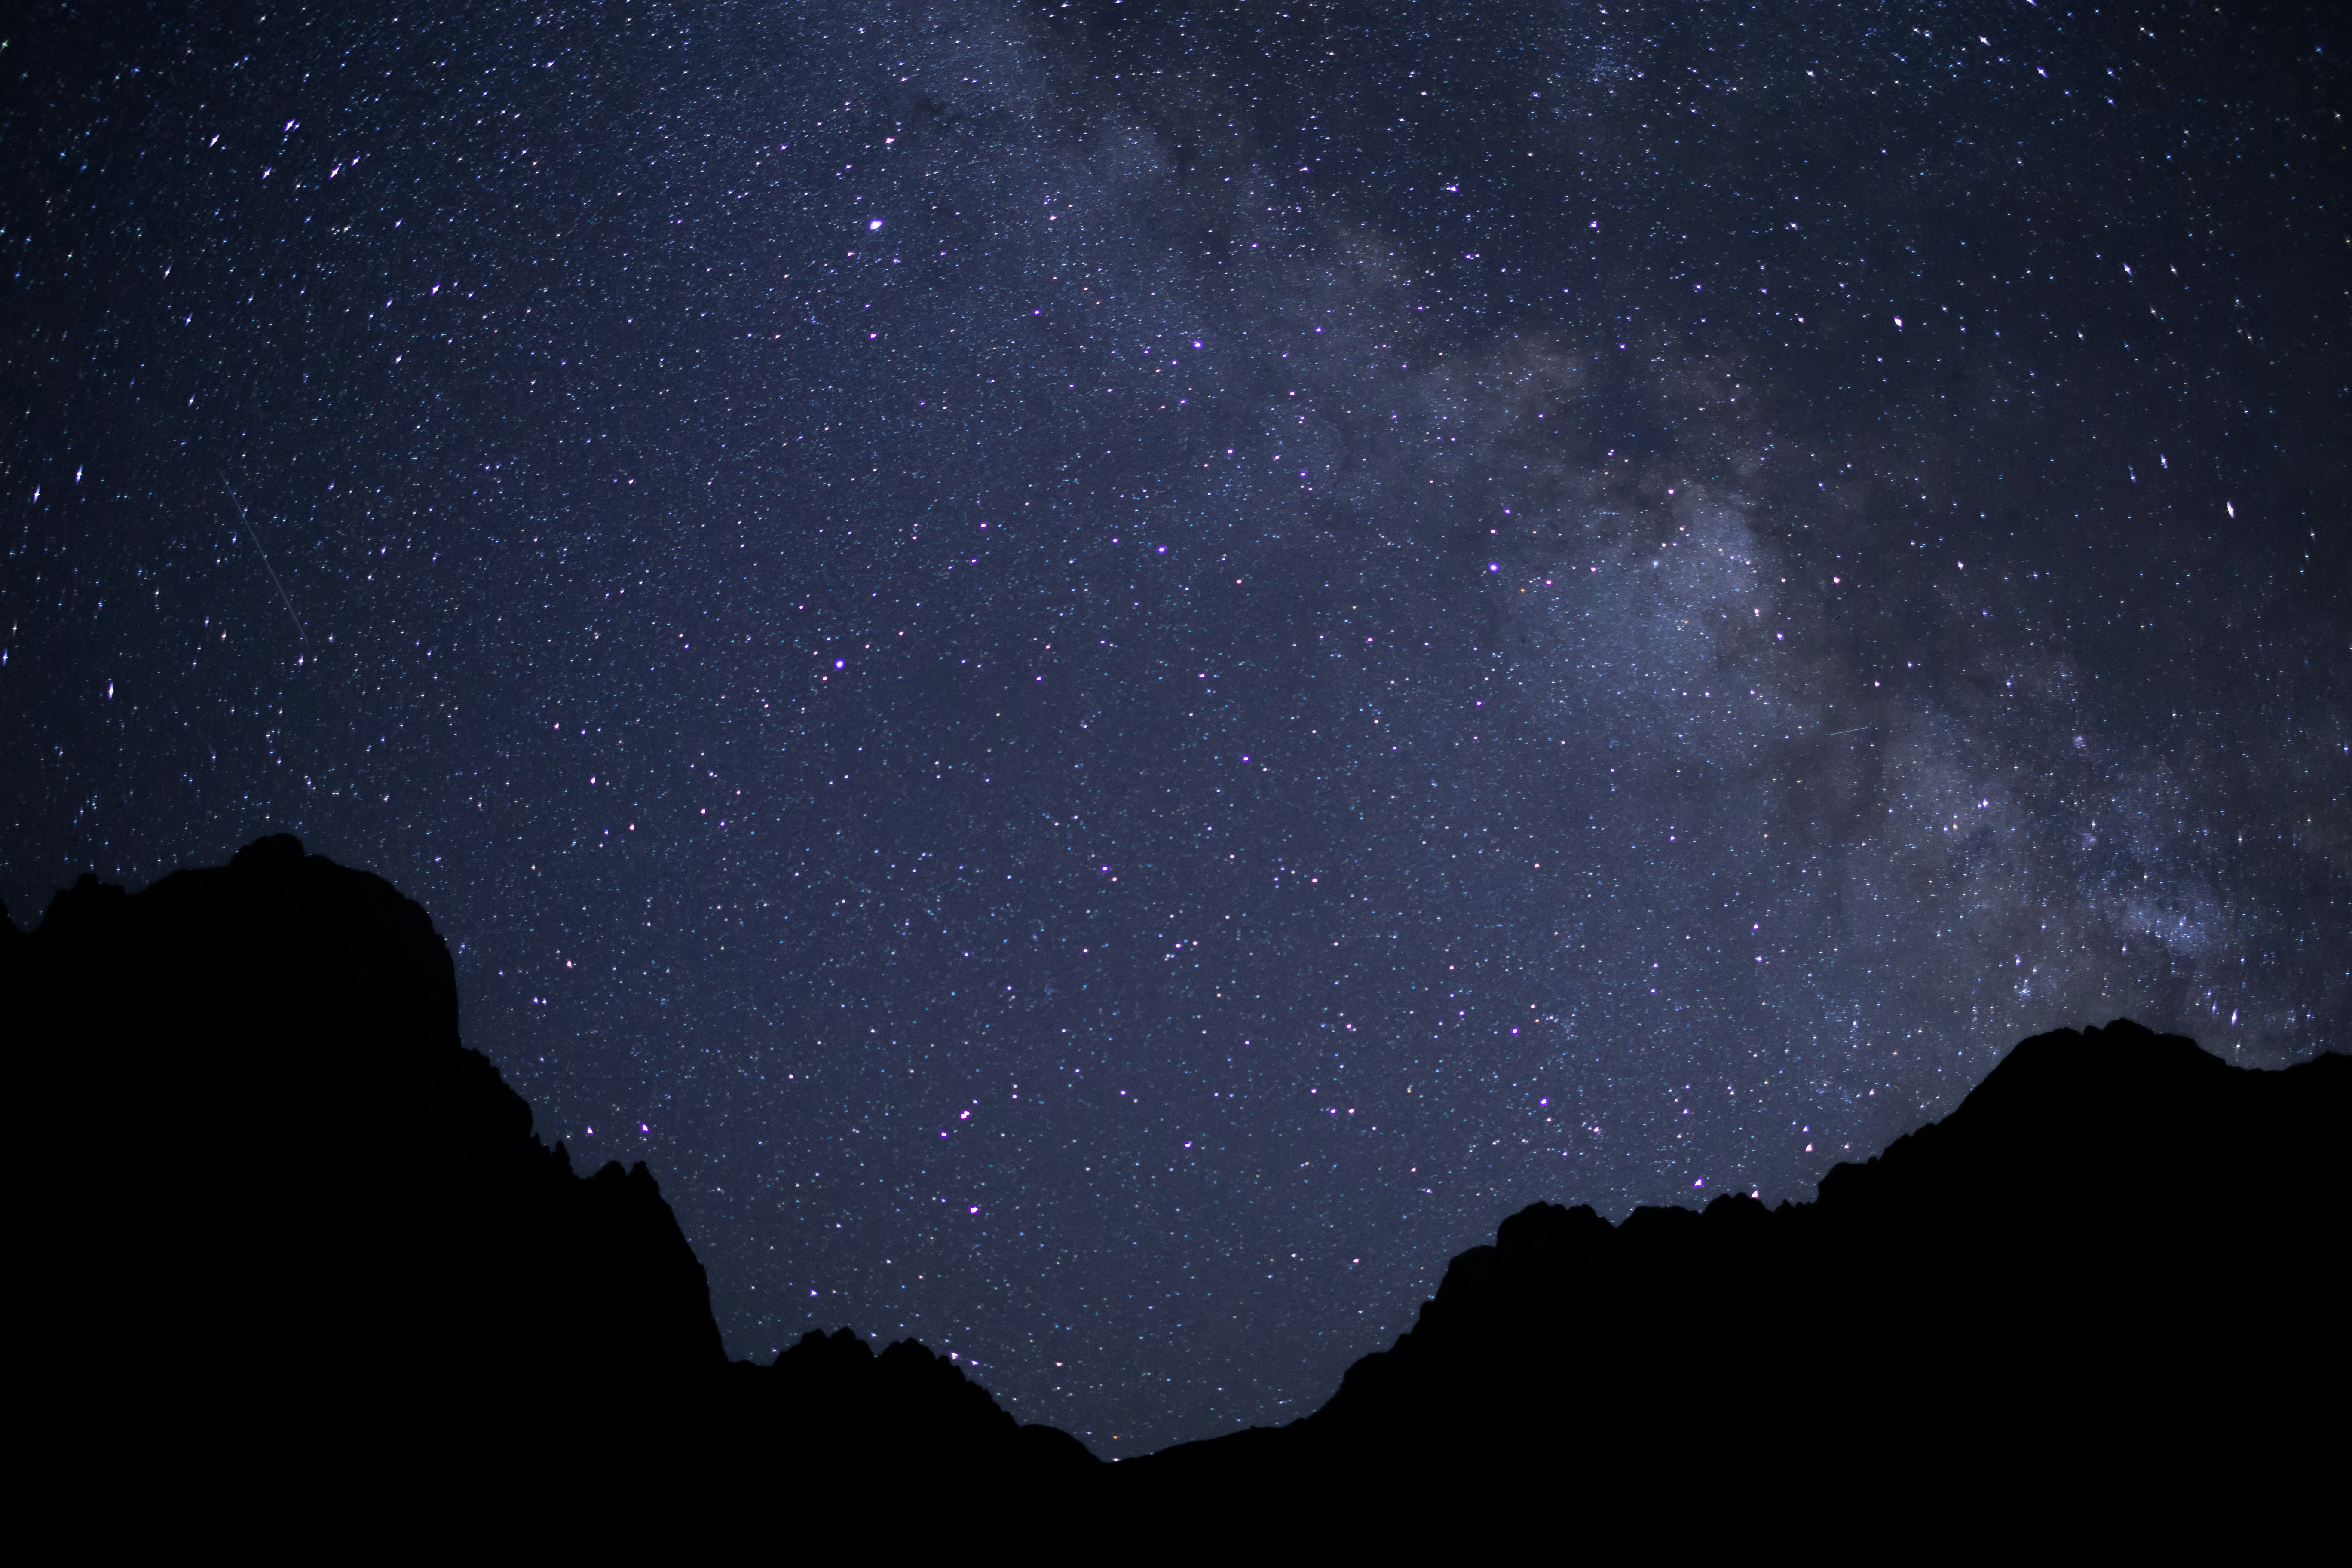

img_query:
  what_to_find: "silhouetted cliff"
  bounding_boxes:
[5,836,1092,1509]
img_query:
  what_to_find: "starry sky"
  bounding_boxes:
[6,1,2345,1452]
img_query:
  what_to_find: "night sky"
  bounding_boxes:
[6,1,2345,1452]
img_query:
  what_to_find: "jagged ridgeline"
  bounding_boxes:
[5,835,1091,1501]
[6,837,2340,1524]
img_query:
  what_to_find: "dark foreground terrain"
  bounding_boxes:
[8,839,2341,1533]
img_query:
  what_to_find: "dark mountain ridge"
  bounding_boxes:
[6,838,2340,1527]
[5,836,1090,1506]
[1123,1020,2346,1523]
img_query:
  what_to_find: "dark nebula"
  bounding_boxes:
[4,2,2343,1455]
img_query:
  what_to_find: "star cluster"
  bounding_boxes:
[3,1,2344,1453]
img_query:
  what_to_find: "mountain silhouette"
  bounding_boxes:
[1120,1019,2347,1530]
[7,838,2339,1533]
[4,836,1093,1518]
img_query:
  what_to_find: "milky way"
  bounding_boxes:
[5,2,2344,1452]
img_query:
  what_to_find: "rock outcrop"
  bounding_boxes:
[4,836,1090,1511]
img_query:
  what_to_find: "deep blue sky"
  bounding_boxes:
[6,0,2344,1453]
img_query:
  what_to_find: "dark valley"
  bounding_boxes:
[7,838,2340,1529]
